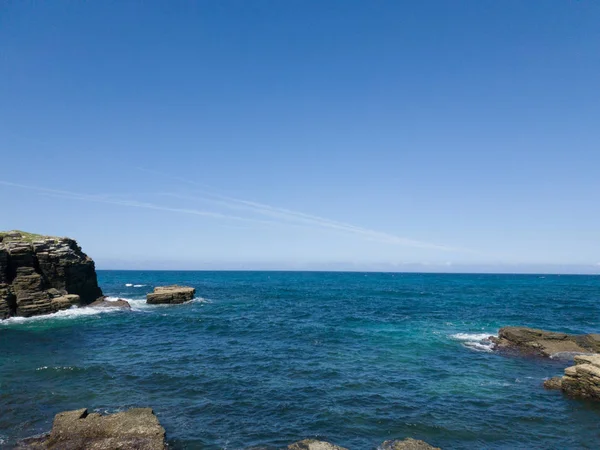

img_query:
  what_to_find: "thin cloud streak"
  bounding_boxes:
[0,180,278,226]
[137,168,472,253]
[1,177,474,254]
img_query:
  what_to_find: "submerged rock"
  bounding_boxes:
[89,297,131,309]
[287,440,348,450]
[380,439,441,450]
[146,285,195,305]
[0,231,102,319]
[18,407,166,449]
[490,326,600,357]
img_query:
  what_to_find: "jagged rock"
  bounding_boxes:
[146,285,195,305]
[89,297,131,309]
[287,440,348,450]
[380,439,441,450]
[17,407,166,449]
[489,326,600,357]
[0,231,103,319]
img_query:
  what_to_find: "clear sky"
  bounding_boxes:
[1,1,599,273]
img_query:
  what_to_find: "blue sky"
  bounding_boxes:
[1,1,599,273]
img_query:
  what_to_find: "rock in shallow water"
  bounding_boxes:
[558,354,600,400]
[18,407,166,449]
[380,439,441,450]
[490,326,600,357]
[89,297,131,309]
[146,285,195,305]
[287,440,348,450]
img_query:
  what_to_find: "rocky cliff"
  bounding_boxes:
[0,231,103,319]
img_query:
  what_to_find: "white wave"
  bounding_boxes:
[133,284,145,287]
[550,351,593,360]
[1,295,212,325]
[125,283,133,287]
[0,305,118,325]
[451,332,494,341]
[450,332,497,352]
[36,366,77,371]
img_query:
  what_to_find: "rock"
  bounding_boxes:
[543,377,563,390]
[0,231,102,319]
[89,297,131,309]
[287,440,348,450]
[146,285,195,305]
[380,439,441,450]
[490,326,600,357]
[18,407,166,449]
[559,354,600,400]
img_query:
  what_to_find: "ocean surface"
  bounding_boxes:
[1,271,600,449]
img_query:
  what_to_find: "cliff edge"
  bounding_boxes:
[0,230,103,319]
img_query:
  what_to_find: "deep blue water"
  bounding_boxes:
[1,271,600,449]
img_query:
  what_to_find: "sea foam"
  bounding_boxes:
[0,304,120,325]
[450,332,497,352]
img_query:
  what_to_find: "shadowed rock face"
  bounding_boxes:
[17,407,166,450]
[0,231,102,319]
[490,326,600,357]
[146,285,195,305]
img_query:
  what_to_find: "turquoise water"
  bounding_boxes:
[1,271,600,449]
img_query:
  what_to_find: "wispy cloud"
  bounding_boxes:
[136,168,471,252]
[0,180,277,225]
[1,174,473,253]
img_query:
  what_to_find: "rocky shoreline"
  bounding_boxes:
[0,231,198,320]
[487,326,600,402]
[0,231,102,318]
[17,407,439,450]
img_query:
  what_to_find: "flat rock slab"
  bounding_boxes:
[490,326,600,357]
[19,407,165,449]
[146,285,195,305]
[89,297,131,309]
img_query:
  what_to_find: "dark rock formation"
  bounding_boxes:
[287,440,348,450]
[146,285,195,305]
[18,407,165,449]
[89,297,131,309]
[490,326,600,357]
[0,231,102,319]
[543,354,600,400]
[380,438,441,449]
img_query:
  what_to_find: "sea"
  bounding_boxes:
[1,271,599,449]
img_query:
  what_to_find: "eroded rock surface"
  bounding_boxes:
[0,231,102,319]
[18,407,166,449]
[146,285,195,305]
[490,326,600,357]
